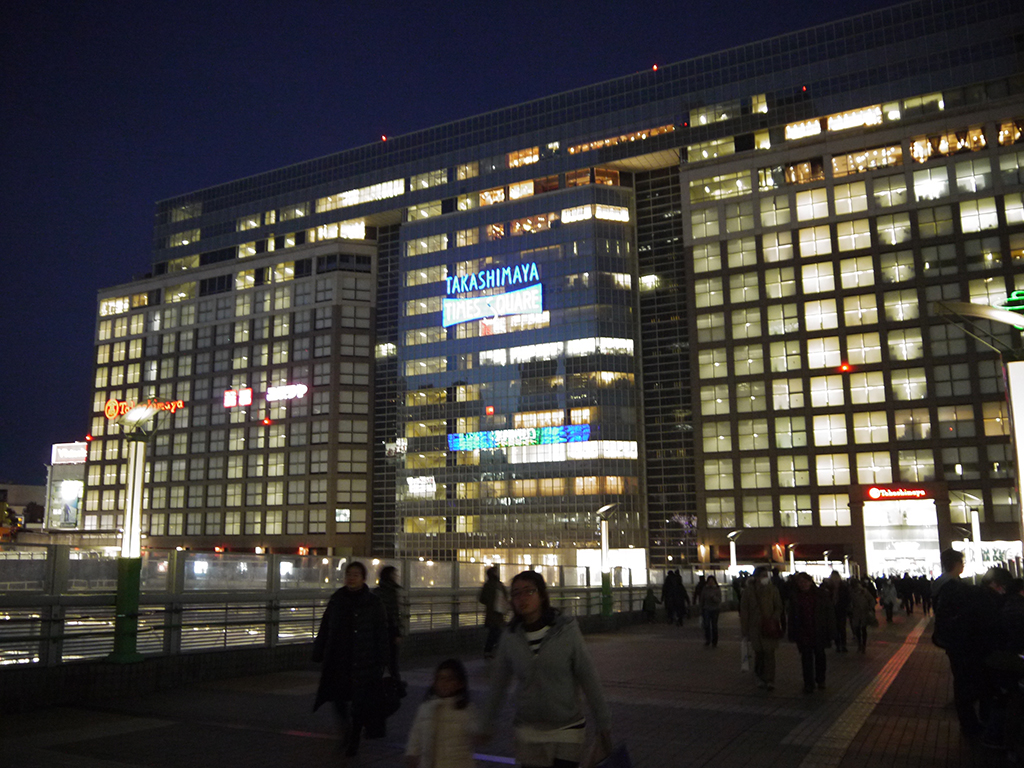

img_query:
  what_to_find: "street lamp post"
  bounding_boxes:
[596,503,618,617]
[108,402,162,664]
[727,530,743,569]
[787,543,798,574]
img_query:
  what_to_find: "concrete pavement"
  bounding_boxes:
[2,608,1014,767]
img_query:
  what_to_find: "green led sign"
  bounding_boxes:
[1001,290,1024,314]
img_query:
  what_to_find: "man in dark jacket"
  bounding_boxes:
[313,560,389,756]
[788,572,832,693]
[932,548,1000,739]
[373,564,405,691]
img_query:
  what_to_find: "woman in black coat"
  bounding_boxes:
[313,561,389,756]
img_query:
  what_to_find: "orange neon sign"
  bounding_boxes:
[103,398,186,420]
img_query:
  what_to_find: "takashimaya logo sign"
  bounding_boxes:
[442,262,543,328]
[446,262,539,295]
[104,398,186,420]
[867,486,929,501]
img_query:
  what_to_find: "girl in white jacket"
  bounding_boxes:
[405,658,477,768]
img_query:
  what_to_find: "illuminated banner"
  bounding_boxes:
[266,384,308,402]
[866,486,929,501]
[448,424,590,451]
[442,283,543,328]
[446,262,539,295]
[51,442,88,465]
[104,398,185,420]
[223,388,253,408]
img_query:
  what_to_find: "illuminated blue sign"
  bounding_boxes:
[442,283,543,328]
[446,262,540,295]
[447,424,590,451]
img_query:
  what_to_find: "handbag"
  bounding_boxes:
[380,675,402,718]
[761,616,784,639]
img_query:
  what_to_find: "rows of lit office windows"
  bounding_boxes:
[404,337,633,376]
[399,475,639,502]
[700,396,1007,447]
[105,261,369,323]
[703,479,1019,530]
[93,332,369,397]
[404,204,630,257]
[690,179,1024,246]
[80,508,355,536]
[698,342,1003,397]
[88,405,371,460]
[404,312,551,347]
[403,378,633,409]
[692,119,1021,208]
[405,441,640,469]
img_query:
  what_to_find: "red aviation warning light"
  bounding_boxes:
[262,417,273,426]
[485,405,495,416]
[839,362,853,373]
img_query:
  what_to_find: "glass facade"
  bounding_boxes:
[85,0,1024,568]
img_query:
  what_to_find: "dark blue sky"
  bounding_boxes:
[1,0,897,485]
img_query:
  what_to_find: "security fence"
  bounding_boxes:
[0,546,644,666]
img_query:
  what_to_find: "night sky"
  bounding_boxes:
[2,0,898,485]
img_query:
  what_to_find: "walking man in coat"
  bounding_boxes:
[313,561,390,757]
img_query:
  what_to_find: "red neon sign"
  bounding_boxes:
[223,388,253,408]
[104,398,186,420]
[867,486,929,501]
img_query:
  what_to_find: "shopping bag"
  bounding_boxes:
[740,638,751,672]
[596,744,633,768]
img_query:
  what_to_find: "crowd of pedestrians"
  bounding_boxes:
[310,558,1023,765]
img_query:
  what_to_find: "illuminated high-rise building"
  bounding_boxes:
[86,0,1024,573]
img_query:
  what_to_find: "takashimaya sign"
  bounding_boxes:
[441,262,543,328]
[442,284,543,328]
[866,486,929,501]
[104,398,186,420]
[446,262,540,295]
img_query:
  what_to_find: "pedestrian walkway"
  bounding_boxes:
[1,608,1012,767]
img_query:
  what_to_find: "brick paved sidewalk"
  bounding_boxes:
[2,608,1014,767]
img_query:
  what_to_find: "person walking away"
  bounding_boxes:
[700,575,723,647]
[848,579,876,653]
[642,587,660,623]
[375,565,406,694]
[879,579,898,624]
[900,572,915,615]
[693,575,706,606]
[740,566,784,691]
[479,566,510,659]
[313,561,390,757]
[480,570,613,768]
[661,571,680,624]
[787,572,831,693]
[672,570,691,625]
[933,548,990,739]
[827,571,851,652]
[917,574,933,616]
[405,658,477,768]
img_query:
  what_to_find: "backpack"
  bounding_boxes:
[932,578,970,651]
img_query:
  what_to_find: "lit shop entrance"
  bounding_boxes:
[861,486,942,577]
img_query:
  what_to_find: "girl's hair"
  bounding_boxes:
[378,565,397,584]
[707,575,718,585]
[431,657,469,709]
[345,560,367,579]
[508,570,558,629]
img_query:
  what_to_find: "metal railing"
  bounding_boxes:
[0,545,643,666]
